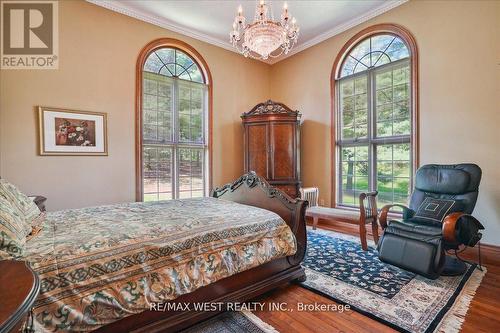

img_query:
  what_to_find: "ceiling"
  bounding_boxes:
[87,0,407,64]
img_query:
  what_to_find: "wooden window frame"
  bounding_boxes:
[330,24,419,207]
[136,38,213,202]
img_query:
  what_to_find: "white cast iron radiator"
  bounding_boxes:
[299,187,319,207]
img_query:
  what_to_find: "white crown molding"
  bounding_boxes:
[86,0,408,65]
[85,0,237,53]
[267,0,409,64]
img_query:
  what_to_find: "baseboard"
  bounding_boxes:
[473,242,500,251]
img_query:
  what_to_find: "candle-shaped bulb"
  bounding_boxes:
[292,17,296,25]
[260,0,265,5]
[284,2,288,10]
[238,5,242,15]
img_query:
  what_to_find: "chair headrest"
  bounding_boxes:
[415,164,481,195]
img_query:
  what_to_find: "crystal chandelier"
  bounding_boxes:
[230,0,299,60]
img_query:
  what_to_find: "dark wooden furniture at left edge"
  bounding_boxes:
[0,261,40,333]
[95,171,307,333]
[29,196,46,212]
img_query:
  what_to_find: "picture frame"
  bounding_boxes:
[38,106,108,156]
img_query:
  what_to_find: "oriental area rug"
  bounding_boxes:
[182,311,278,333]
[301,228,485,333]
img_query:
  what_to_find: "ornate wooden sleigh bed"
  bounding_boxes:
[82,171,308,332]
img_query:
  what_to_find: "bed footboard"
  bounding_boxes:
[97,172,308,333]
[211,171,308,266]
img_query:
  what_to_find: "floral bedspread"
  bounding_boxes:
[23,197,296,332]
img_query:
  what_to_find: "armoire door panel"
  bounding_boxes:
[246,124,269,178]
[271,123,295,179]
[242,100,301,198]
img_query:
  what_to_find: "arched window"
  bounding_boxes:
[332,24,418,208]
[136,39,212,201]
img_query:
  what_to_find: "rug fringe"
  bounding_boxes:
[435,267,487,333]
[242,311,280,333]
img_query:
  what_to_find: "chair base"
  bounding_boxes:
[441,255,467,276]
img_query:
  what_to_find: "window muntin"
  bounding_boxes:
[376,142,411,206]
[340,35,409,78]
[144,48,204,83]
[142,48,208,201]
[374,63,411,138]
[337,34,412,207]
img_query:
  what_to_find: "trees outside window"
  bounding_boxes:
[138,43,211,201]
[334,27,418,208]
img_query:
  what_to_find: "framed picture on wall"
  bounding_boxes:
[38,106,108,156]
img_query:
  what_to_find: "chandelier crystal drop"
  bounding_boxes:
[229,0,299,60]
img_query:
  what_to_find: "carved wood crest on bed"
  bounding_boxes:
[95,172,307,333]
[212,171,307,266]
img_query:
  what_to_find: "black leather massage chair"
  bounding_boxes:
[377,164,484,279]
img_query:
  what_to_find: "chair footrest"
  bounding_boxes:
[378,231,444,279]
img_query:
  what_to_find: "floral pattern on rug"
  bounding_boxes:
[181,311,278,333]
[304,230,415,298]
[301,228,485,333]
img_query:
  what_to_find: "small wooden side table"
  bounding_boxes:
[0,261,40,333]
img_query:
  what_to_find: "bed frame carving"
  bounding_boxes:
[212,171,307,266]
[96,172,307,333]
[212,171,297,205]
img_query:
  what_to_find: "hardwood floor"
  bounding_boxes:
[253,220,500,333]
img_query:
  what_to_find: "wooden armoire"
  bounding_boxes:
[242,100,301,198]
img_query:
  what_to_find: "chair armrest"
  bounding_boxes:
[379,204,412,229]
[443,212,484,245]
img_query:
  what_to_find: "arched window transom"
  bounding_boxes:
[334,27,417,208]
[144,48,204,83]
[340,34,409,78]
[139,43,210,201]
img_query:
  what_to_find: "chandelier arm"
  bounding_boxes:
[247,50,268,60]
[269,48,285,58]
[269,38,298,58]
[230,0,299,61]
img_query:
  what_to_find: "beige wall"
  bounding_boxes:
[0,0,270,210]
[1,0,499,244]
[269,0,500,244]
